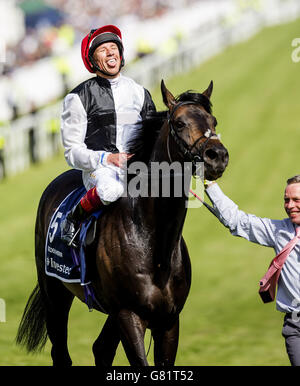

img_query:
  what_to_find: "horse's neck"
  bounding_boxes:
[134,130,189,269]
[134,195,187,275]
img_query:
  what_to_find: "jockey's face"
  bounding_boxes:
[284,183,300,225]
[93,42,121,78]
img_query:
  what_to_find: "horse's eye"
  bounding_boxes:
[174,120,185,130]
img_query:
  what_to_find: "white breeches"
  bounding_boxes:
[82,165,126,205]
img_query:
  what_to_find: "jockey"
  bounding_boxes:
[60,25,156,247]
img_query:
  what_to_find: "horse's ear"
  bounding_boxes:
[161,80,176,110]
[202,80,213,100]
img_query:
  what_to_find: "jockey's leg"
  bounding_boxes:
[61,166,125,247]
[61,186,104,247]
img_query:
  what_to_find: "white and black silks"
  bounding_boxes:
[61,74,156,204]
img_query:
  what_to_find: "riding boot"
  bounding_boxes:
[61,187,103,248]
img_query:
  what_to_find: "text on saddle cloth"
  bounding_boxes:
[45,186,102,284]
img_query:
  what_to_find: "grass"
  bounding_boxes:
[1,18,300,365]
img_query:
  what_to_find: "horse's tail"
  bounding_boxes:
[16,283,48,352]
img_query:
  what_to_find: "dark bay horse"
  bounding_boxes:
[16,80,228,366]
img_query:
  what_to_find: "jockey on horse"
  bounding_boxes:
[60,25,156,247]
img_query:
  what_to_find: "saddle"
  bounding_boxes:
[45,186,104,311]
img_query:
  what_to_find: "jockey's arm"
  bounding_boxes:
[61,93,111,171]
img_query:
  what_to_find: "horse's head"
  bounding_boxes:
[161,80,228,181]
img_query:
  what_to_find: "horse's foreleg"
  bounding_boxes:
[152,317,179,366]
[117,309,148,366]
[92,315,120,366]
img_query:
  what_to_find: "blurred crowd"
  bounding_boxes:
[3,0,199,75]
[47,0,198,27]
[0,0,234,124]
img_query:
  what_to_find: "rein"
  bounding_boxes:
[167,101,217,166]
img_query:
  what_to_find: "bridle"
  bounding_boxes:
[166,100,221,211]
[167,101,218,166]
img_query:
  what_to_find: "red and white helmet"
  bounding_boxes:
[81,25,124,74]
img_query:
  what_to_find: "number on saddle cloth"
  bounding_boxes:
[45,186,102,284]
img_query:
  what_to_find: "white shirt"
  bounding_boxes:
[206,183,300,313]
[61,74,145,172]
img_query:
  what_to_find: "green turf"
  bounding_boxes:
[1,18,300,365]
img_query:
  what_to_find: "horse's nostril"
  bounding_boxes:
[204,148,218,161]
[204,147,229,167]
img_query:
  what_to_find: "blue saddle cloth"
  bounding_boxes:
[45,186,104,311]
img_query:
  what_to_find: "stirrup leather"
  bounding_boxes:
[68,227,81,248]
[61,215,80,248]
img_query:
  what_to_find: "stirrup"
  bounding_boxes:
[68,227,81,248]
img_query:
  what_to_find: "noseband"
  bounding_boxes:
[167,101,217,166]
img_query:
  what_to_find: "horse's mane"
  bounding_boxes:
[127,91,212,164]
[127,110,167,164]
